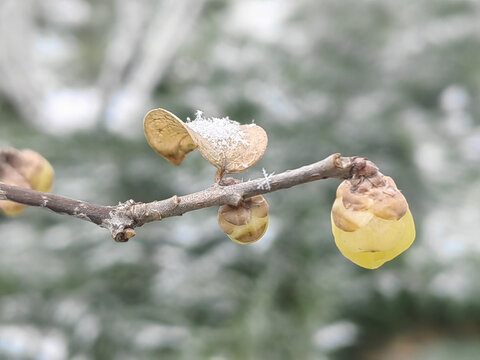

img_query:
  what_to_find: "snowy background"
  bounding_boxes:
[1,0,480,359]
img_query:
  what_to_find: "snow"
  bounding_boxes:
[186,110,248,149]
[257,168,275,191]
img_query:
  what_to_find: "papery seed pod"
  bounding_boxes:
[0,163,31,216]
[143,109,268,182]
[331,164,415,269]
[218,195,269,245]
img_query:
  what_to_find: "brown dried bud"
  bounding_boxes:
[334,175,407,225]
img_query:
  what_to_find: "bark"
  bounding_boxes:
[0,153,364,242]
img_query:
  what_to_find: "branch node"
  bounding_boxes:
[219,177,241,186]
[123,199,137,207]
[102,200,138,242]
[114,228,136,242]
[351,157,378,178]
[226,193,242,207]
[333,153,343,168]
[171,195,180,207]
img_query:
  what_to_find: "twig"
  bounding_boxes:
[0,153,360,242]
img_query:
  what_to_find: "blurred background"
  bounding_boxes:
[1,0,480,359]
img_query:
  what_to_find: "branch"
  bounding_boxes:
[0,153,361,242]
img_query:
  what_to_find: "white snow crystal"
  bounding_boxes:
[186,110,248,149]
[258,168,275,190]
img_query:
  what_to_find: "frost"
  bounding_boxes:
[258,168,275,190]
[186,110,248,149]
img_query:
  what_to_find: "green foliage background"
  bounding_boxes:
[2,0,480,359]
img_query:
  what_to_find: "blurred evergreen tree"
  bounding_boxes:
[1,0,480,359]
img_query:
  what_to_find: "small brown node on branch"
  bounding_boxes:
[114,233,127,242]
[219,177,241,186]
[114,228,136,242]
[125,228,136,239]
[332,153,343,168]
[351,157,379,178]
[171,195,180,207]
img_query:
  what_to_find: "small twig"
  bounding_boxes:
[0,153,360,242]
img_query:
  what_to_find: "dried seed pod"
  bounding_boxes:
[144,109,268,181]
[331,163,415,269]
[143,108,197,165]
[218,195,269,245]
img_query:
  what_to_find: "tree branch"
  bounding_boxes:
[0,153,361,242]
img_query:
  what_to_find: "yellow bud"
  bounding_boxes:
[218,195,269,245]
[0,164,30,217]
[331,174,415,269]
[15,149,55,192]
[0,148,55,217]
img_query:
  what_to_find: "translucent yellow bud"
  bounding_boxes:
[331,173,415,269]
[0,164,30,217]
[15,149,55,193]
[218,195,269,245]
[0,148,55,217]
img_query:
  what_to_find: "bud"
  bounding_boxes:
[0,148,55,217]
[331,164,415,269]
[218,195,269,244]
[8,149,54,193]
[0,163,31,216]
